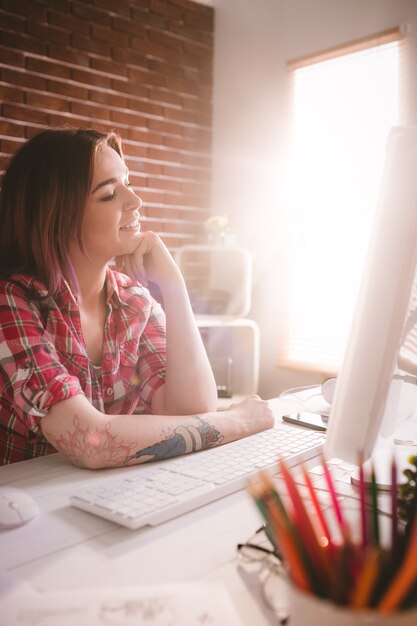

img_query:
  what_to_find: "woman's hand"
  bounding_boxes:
[225,395,275,441]
[115,231,182,288]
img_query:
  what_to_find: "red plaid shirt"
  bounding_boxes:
[0,268,166,464]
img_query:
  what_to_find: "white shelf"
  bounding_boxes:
[175,244,259,400]
[198,318,259,398]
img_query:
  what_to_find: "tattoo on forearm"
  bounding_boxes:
[124,416,224,464]
[43,415,138,466]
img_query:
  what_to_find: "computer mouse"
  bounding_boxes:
[0,486,39,529]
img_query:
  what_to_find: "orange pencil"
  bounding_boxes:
[279,459,333,586]
[263,492,312,592]
[350,547,381,609]
[301,464,332,545]
[249,474,319,594]
[378,512,417,612]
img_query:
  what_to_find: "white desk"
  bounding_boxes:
[0,395,335,625]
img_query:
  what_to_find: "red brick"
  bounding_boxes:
[91,24,129,47]
[148,87,182,107]
[184,8,213,29]
[0,136,24,153]
[0,44,25,66]
[1,67,47,90]
[132,6,168,30]
[0,119,25,136]
[25,124,49,139]
[0,30,46,55]
[29,0,71,9]
[0,154,13,171]
[128,67,166,88]
[181,39,211,58]
[141,161,163,175]
[110,108,147,128]
[147,28,182,52]
[48,43,90,68]
[181,151,210,168]
[90,56,128,78]
[112,15,145,37]
[164,106,200,125]
[0,10,26,32]
[111,78,148,98]
[26,57,71,79]
[125,144,148,160]
[72,67,111,89]
[3,102,49,124]
[147,58,182,79]
[147,117,182,135]
[164,134,201,151]
[112,45,147,68]
[71,101,111,120]
[150,0,183,20]
[49,78,89,99]
[47,9,90,35]
[128,99,164,117]
[72,1,111,26]
[25,91,69,112]
[148,145,180,163]
[72,32,110,56]
[148,176,183,192]
[0,83,23,102]
[92,0,131,18]
[0,0,47,21]
[127,127,163,145]
[163,163,198,180]
[129,36,167,61]
[89,89,129,108]
[26,20,71,46]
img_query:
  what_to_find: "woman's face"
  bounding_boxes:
[78,145,142,264]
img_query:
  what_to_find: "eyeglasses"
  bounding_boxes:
[236,525,289,625]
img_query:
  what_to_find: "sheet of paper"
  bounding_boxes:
[1,582,243,626]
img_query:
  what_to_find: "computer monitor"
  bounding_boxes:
[324,127,417,477]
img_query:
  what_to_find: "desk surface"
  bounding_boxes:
[0,394,340,626]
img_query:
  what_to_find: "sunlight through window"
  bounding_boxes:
[283,34,402,373]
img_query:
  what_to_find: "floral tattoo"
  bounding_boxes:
[43,415,138,467]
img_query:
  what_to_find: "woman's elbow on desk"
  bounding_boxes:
[40,396,123,470]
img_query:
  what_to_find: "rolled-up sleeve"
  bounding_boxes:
[0,289,83,437]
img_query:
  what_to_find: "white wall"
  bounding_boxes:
[210,0,417,399]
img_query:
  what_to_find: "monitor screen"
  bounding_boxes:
[324,126,417,467]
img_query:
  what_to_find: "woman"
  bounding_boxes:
[0,128,274,467]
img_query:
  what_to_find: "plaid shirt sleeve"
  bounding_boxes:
[0,282,83,445]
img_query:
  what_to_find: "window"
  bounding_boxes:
[279,29,403,375]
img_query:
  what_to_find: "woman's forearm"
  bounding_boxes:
[157,276,218,415]
[41,394,274,469]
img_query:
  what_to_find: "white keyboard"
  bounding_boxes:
[70,421,325,529]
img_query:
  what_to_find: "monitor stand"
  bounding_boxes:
[350,444,416,491]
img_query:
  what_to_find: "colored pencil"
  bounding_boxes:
[369,464,380,547]
[350,547,381,609]
[390,457,398,554]
[246,454,417,613]
[378,512,417,612]
[320,456,350,540]
[357,452,368,549]
[279,459,333,587]
[301,464,332,545]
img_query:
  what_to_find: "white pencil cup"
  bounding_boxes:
[288,584,417,626]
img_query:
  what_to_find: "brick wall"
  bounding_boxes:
[0,0,214,247]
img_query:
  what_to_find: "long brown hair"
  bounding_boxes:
[0,128,123,295]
